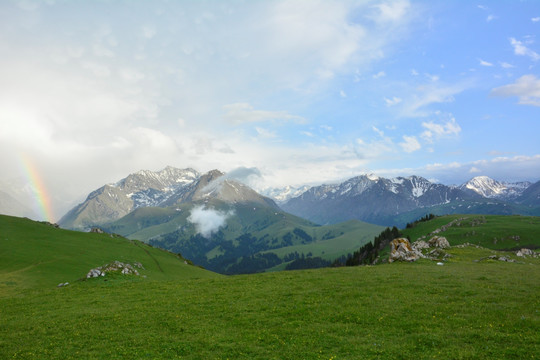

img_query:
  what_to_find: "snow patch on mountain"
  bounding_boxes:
[460,176,531,200]
[260,185,311,203]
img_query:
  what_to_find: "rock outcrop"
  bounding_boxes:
[390,236,452,263]
[427,236,450,249]
[86,261,144,279]
[389,238,424,263]
[516,248,539,258]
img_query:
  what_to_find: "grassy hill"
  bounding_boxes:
[392,200,540,228]
[1,214,539,358]
[0,215,218,295]
[103,200,384,274]
[401,214,540,250]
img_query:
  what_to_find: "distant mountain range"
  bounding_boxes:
[282,174,539,226]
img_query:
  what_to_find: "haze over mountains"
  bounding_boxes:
[0,190,38,220]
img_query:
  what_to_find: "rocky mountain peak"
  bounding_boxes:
[460,176,530,200]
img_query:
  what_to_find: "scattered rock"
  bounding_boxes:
[86,261,141,279]
[427,217,468,237]
[476,254,518,263]
[436,262,444,266]
[516,248,539,258]
[57,282,69,287]
[455,242,484,249]
[411,240,429,251]
[89,227,105,233]
[388,238,424,263]
[86,268,105,278]
[497,256,516,263]
[427,248,449,259]
[428,236,450,249]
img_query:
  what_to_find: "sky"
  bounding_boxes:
[1,0,540,221]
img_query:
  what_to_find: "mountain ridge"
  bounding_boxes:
[281,174,539,227]
[56,167,539,231]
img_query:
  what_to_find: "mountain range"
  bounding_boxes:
[2,166,538,273]
[56,167,383,274]
[281,174,539,226]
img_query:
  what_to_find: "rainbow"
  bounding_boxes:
[18,153,55,223]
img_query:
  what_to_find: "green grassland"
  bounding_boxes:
[391,200,540,228]
[1,214,539,359]
[401,214,540,250]
[2,257,539,359]
[0,215,218,295]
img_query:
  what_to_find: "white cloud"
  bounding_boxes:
[187,205,233,238]
[384,96,402,106]
[320,125,333,131]
[255,127,277,139]
[478,59,493,67]
[417,155,540,184]
[411,69,419,76]
[340,90,347,97]
[301,131,315,137]
[224,103,305,125]
[425,73,439,82]
[372,0,410,22]
[532,17,540,22]
[510,37,540,61]
[500,62,514,69]
[491,75,540,106]
[486,14,497,22]
[372,126,385,137]
[401,82,468,117]
[353,137,395,160]
[399,135,421,153]
[120,68,145,83]
[373,71,386,79]
[421,117,461,143]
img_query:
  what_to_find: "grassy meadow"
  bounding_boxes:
[1,214,540,359]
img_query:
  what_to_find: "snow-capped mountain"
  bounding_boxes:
[260,185,312,204]
[59,167,277,230]
[58,165,539,231]
[59,167,200,229]
[459,176,531,200]
[160,169,278,208]
[281,174,480,226]
[116,166,199,209]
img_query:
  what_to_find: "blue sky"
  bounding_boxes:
[1,0,539,219]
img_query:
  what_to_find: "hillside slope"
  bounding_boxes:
[0,215,218,294]
[401,214,540,250]
[103,200,384,274]
[1,251,538,359]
